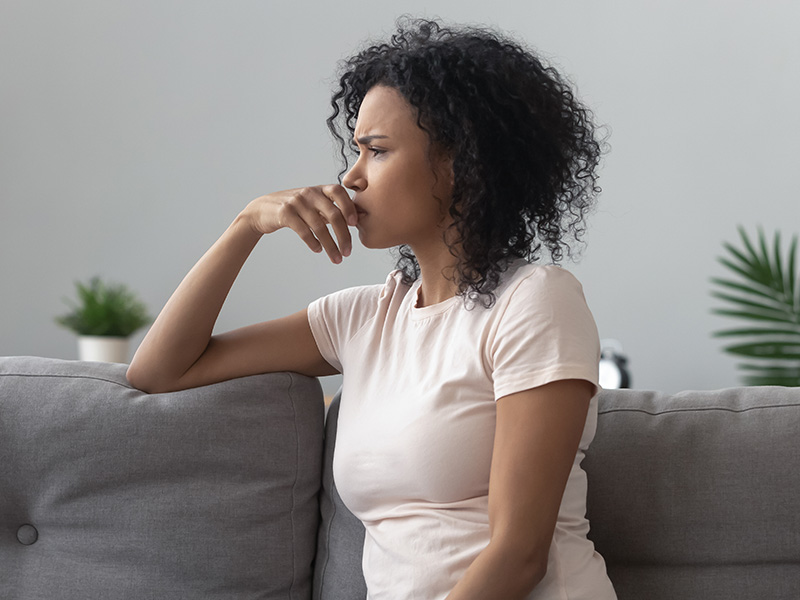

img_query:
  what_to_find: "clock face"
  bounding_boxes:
[599,358,623,389]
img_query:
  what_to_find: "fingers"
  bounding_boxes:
[323,184,359,227]
[277,185,356,264]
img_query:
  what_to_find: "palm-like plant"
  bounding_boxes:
[711,227,800,386]
[56,277,152,338]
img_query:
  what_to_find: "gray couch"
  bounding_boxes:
[1,356,798,599]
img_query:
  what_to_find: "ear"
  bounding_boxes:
[433,148,454,189]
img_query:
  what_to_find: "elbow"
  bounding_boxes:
[530,556,549,589]
[517,553,548,593]
[487,540,549,596]
[509,539,551,594]
[125,363,152,393]
[125,363,170,394]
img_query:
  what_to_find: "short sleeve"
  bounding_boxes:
[307,283,383,373]
[490,266,600,400]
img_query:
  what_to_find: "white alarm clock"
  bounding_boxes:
[599,339,631,389]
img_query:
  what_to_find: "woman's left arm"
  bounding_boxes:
[445,378,594,600]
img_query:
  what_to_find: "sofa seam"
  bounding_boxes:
[0,372,133,389]
[599,403,800,417]
[286,372,300,600]
[606,558,800,568]
[317,400,338,597]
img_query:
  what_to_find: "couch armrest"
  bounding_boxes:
[0,356,324,600]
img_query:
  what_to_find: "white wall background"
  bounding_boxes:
[2,0,798,395]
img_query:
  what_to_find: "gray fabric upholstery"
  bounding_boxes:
[312,392,367,600]
[316,387,800,600]
[0,356,324,600]
[3,355,799,600]
[585,387,800,600]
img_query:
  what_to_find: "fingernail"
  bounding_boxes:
[348,215,358,226]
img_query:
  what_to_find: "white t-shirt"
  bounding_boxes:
[307,260,616,600]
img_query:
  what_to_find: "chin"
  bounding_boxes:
[357,228,394,251]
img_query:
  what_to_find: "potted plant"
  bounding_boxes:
[711,227,800,386]
[55,276,152,363]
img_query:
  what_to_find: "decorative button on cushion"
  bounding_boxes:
[0,357,324,599]
[17,525,38,545]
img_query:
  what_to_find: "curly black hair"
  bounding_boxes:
[328,17,605,307]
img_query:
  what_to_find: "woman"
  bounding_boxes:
[127,18,616,600]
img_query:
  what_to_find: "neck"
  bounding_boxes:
[411,239,460,308]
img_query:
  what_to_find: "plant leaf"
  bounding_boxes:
[713,327,800,338]
[55,276,152,336]
[711,309,796,325]
[722,241,757,272]
[710,291,791,316]
[722,341,800,359]
[737,363,800,373]
[788,235,798,311]
[742,375,800,387]
[737,225,760,265]
[717,256,766,288]
[744,228,776,286]
[774,230,785,296]
[710,277,787,303]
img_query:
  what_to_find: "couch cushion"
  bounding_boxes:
[313,392,367,600]
[585,386,800,600]
[0,356,324,600]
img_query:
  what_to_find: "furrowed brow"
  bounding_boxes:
[355,134,389,145]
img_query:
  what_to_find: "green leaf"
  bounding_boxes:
[736,363,800,387]
[722,241,757,272]
[712,227,800,386]
[710,291,790,316]
[711,309,796,325]
[54,277,152,337]
[742,375,800,387]
[737,363,800,373]
[722,341,800,359]
[713,327,800,338]
[737,225,760,265]
[788,235,798,310]
[710,277,787,303]
[757,227,772,270]
[717,256,766,288]
[774,231,785,296]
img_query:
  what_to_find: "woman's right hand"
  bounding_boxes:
[241,184,359,264]
[128,184,355,393]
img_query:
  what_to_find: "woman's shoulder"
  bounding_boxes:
[496,260,586,304]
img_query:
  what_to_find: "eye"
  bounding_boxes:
[351,144,386,158]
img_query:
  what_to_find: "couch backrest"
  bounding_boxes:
[317,387,800,600]
[0,356,325,600]
[584,386,800,600]
[7,355,797,600]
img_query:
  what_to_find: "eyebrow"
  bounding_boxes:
[355,134,389,145]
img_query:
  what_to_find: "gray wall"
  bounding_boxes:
[2,0,798,396]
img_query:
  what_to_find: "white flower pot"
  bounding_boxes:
[78,336,130,363]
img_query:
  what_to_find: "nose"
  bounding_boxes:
[342,157,366,192]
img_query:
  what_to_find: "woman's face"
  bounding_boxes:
[342,85,452,251]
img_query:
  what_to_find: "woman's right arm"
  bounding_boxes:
[126,184,357,393]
